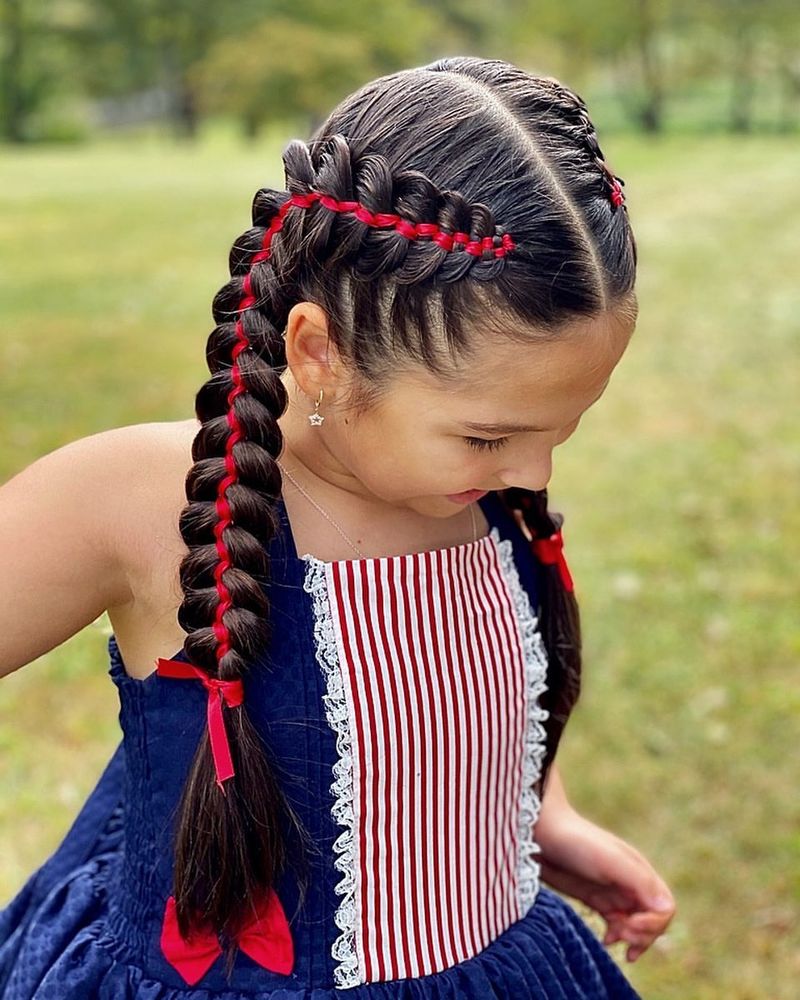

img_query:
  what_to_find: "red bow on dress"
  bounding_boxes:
[532,529,575,592]
[160,889,294,986]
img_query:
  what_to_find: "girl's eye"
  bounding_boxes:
[464,435,510,453]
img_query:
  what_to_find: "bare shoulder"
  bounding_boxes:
[98,418,202,679]
[94,418,199,541]
[62,417,199,572]
[0,418,200,680]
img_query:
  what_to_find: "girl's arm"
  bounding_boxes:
[535,761,676,962]
[0,428,136,678]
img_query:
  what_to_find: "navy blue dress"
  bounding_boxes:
[0,492,642,998]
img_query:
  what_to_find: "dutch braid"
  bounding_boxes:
[172,190,304,965]
[500,486,581,794]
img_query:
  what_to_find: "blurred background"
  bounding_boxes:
[1,1,798,997]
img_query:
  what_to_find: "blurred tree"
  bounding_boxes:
[4,0,796,142]
[0,0,86,142]
[495,0,694,133]
[417,0,508,52]
[0,0,24,140]
[769,0,800,132]
[189,17,370,139]
[77,0,232,138]
[693,0,762,133]
[189,0,443,139]
[691,0,798,132]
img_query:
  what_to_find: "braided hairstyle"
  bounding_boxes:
[173,55,637,963]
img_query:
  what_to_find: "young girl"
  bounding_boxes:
[0,56,675,998]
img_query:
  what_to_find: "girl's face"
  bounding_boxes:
[281,305,635,521]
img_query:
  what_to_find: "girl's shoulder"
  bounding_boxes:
[98,418,201,680]
[0,419,200,680]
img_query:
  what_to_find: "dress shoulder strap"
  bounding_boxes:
[479,492,541,612]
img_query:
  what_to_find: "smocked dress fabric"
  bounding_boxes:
[0,491,642,999]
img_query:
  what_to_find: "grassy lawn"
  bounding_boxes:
[1,128,798,998]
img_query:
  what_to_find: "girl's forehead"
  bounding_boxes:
[400,310,634,404]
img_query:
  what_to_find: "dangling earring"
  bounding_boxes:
[308,388,325,426]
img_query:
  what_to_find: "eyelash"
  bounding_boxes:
[464,435,511,452]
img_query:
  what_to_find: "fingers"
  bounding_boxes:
[603,903,676,962]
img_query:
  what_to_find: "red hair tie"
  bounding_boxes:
[156,658,244,790]
[531,530,575,592]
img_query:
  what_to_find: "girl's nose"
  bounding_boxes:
[498,449,553,493]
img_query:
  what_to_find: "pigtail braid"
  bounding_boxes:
[500,487,581,795]
[172,189,311,971]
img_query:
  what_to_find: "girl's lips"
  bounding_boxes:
[445,489,488,504]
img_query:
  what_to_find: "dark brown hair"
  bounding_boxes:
[173,55,637,966]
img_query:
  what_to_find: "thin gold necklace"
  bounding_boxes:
[276,460,477,558]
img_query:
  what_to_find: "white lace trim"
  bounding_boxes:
[302,556,362,989]
[492,531,551,917]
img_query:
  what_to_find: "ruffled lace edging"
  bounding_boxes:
[492,533,551,917]
[302,556,361,989]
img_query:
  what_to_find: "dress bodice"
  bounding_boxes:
[100,491,549,993]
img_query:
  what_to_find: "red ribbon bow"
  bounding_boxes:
[160,889,294,986]
[531,530,575,592]
[155,657,244,789]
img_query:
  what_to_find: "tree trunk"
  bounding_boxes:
[242,113,260,143]
[776,50,799,133]
[173,79,198,139]
[1,0,25,142]
[730,23,755,133]
[635,0,664,133]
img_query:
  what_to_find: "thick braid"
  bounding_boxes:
[499,487,581,795]
[172,191,312,968]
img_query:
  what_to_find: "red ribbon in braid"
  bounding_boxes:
[531,530,575,592]
[156,657,244,790]
[245,190,516,268]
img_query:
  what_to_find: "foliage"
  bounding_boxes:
[188,18,370,136]
[188,1,442,136]
[1,0,798,141]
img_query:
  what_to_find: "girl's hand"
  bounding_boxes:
[536,808,676,962]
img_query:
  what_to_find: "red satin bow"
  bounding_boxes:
[532,530,575,592]
[160,890,294,986]
[155,657,244,789]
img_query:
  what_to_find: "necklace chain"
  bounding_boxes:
[277,461,365,557]
[276,460,477,558]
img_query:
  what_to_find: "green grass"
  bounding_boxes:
[1,130,798,997]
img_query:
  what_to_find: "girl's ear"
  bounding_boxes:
[284,301,348,398]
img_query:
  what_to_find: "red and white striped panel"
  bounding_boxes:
[303,527,548,988]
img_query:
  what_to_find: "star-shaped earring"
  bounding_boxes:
[308,388,325,426]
